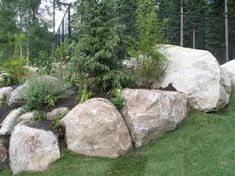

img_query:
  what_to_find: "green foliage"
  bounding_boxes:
[77,89,93,104]
[52,113,66,129]
[134,50,167,88]
[33,111,47,122]
[35,51,52,74]
[27,23,53,64]
[0,0,18,63]
[0,74,17,87]
[134,0,167,88]
[136,0,164,50]
[22,76,71,111]
[108,88,125,109]
[55,39,75,63]
[0,57,27,84]
[72,0,134,94]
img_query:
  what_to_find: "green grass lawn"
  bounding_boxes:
[2,90,235,176]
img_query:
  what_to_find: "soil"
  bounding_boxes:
[0,105,10,124]
[42,87,79,113]
[159,83,177,92]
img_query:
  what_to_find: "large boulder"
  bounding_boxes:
[6,84,27,107]
[0,108,24,135]
[0,87,13,103]
[157,45,231,112]
[222,59,235,86]
[122,89,189,148]
[9,123,60,175]
[61,98,132,158]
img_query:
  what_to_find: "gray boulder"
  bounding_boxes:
[158,45,231,112]
[0,108,24,135]
[9,123,60,175]
[0,87,13,103]
[222,59,235,86]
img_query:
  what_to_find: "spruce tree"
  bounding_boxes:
[72,0,132,93]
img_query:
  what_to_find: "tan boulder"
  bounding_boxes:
[122,89,189,147]
[61,98,132,158]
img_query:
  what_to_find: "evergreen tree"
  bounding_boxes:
[72,0,132,93]
[0,0,18,63]
[118,0,137,56]
[204,0,225,49]
[135,0,166,88]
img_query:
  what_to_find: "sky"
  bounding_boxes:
[54,0,76,30]
[42,0,76,32]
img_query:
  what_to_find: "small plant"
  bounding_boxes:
[22,75,71,111]
[0,73,18,87]
[35,51,52,74]
[135,51,167,88]
[1,57,27,82]
[134,0,168,89]
[108,88,125,109]
[77,88,93,104]
[33,111,47,121]
[52,113,66,128]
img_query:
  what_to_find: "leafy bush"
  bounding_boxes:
[33,111,47,121]
[134,0,168,88]
[0,57,27,83]
[35,51,52,74]
[134,50,168,88]
[22,75,71,111]
[77,88,93,104]
[52,113,66,128]
[55,39,75,63]
[0,73,18,87]
[108,88,125,109]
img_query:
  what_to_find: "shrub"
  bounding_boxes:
[0,73,18,87]
[33,111,47,121]
[134,0,168,88]
[52,113,66,129]
[77,88,93,104]
[35,51,52,74]
[108,88,125,109]
[1,57,27,82]
[134,50,168,88]
[22,75,71,111]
